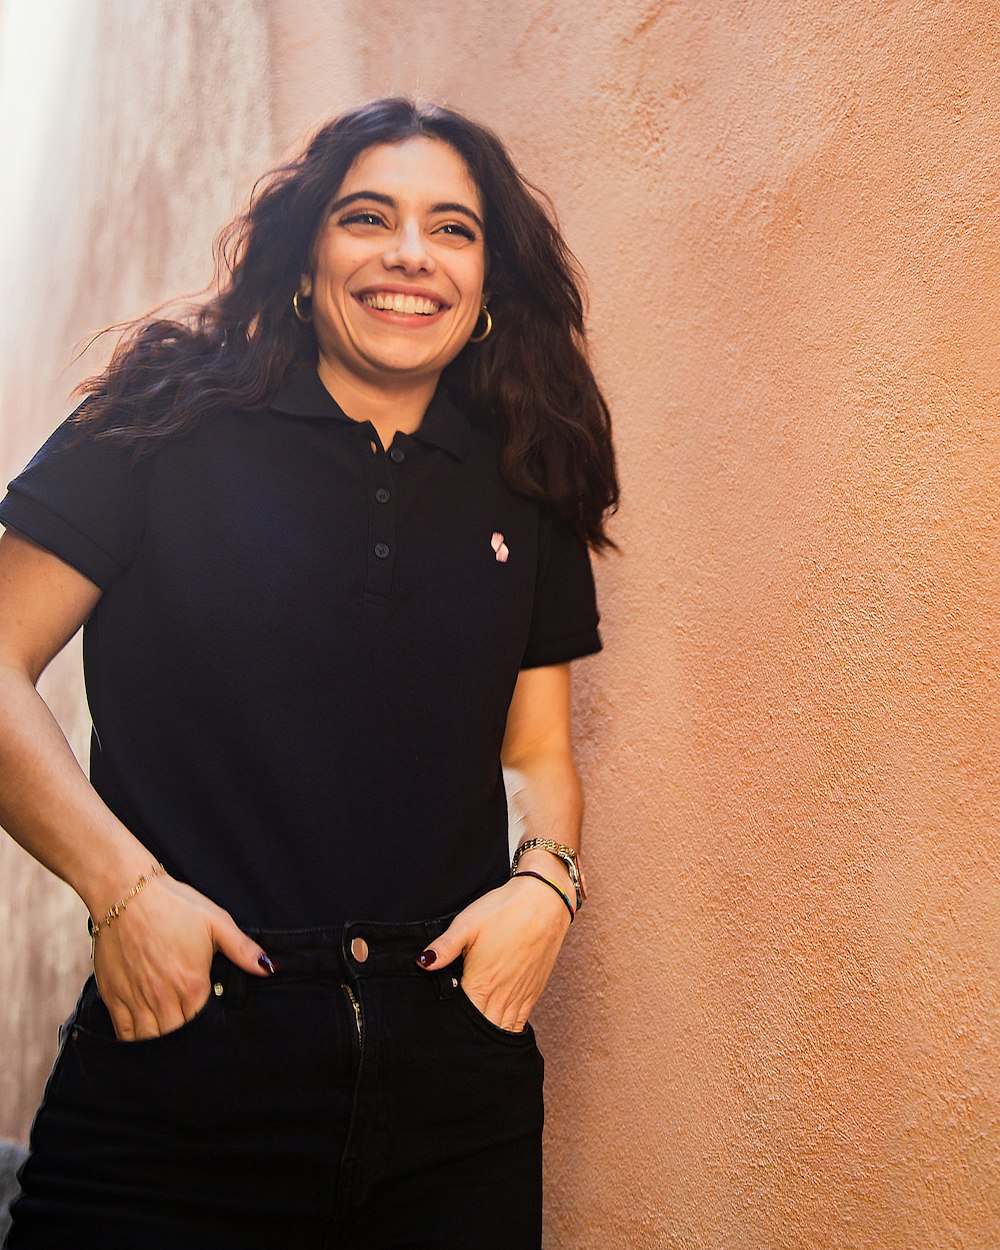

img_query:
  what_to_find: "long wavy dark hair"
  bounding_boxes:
[78,98,618,548]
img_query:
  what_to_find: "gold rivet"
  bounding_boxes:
[213,982,225,997]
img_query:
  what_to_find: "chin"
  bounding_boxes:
[359,344,452,376]
[364,355,439,378]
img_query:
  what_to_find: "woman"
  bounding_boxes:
[0,98,617,1249]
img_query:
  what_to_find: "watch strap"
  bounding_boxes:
[511,838,586,910]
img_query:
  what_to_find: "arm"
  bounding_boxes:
[0,529,269,1040]
[416,663,582,1031]
[502,661,583,899]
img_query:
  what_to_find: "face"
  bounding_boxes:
[301,137,486,392]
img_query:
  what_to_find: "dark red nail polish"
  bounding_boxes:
[258,953,276,975]
[416,948,437,968]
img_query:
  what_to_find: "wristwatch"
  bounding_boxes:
[511,838,587,911]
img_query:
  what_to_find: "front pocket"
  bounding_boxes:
[455,984,536,1048]
[70,975,221,1053]
[57,975,233,1133]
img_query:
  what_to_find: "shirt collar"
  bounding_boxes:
[269,367,470,462]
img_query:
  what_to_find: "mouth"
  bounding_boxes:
[357,290,445,316]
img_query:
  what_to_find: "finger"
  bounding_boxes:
[152,998,191,1036]
[472,987,528,1033]
[478,982,517,1032]
[416,919,470,970]
[128,1002,162,1042]
[501,1003,530,1032]
[212,913,275,977]
[134,967,193,1037]
[171,969,212,1023]
[108,1003,137,1042]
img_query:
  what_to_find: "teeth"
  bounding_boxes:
[362,292,441,315]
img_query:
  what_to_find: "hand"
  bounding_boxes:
[91,873,272,1041]
[416,874,572,1032]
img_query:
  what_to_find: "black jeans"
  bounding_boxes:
[6,917,544,1249]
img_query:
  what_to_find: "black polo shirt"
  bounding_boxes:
[0,368,601,926]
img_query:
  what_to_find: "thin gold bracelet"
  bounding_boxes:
[89,862,165,939]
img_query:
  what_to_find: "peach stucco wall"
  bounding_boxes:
[1,2,997,1248]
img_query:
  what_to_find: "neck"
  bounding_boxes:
[316,360,440,435]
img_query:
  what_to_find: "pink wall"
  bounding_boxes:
[2,2,997,1247]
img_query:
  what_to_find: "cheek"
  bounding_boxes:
[312,237,366,288]
[459,259,487,306]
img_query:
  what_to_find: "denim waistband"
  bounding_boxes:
[217,914,458,986]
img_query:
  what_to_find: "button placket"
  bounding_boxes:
[362,427,398,600]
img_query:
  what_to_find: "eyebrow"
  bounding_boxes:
[329,190,484,233]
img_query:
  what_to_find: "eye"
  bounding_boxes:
[435,221,477,242]
[339,210,387,228]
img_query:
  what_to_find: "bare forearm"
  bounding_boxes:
[501,663,585,896]
[0,662,271,1039]
[0,532,271,1041]
[421,750,582,1031]
[0,664,152,917]
[504,749,583,894]
[419,665,585,1030]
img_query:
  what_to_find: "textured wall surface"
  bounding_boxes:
[2,2,997,1248]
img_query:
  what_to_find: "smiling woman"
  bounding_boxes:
[300,138,487,442]
[0,98,617,1250]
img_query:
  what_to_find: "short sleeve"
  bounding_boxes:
[520,512,602,669]
[0,408,150,590]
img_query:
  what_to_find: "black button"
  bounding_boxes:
[374,542,390,559]
[374,487,391,504]
[389,447,405,463]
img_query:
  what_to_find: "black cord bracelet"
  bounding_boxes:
[512,870,576,923]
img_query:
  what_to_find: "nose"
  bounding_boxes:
[383,219,434,274]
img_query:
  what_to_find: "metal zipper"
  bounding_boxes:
[341,982,362,1045]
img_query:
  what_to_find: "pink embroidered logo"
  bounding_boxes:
[491,531,509,563]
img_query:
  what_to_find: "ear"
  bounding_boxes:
[299,273,313,298]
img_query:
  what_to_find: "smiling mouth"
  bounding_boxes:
[359,292,443,316]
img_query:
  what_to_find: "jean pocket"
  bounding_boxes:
[59,976,232,1134]
[455,983,536,1048]
[70,975,222,1054]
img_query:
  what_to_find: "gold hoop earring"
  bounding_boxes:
[468,304,492,343]
[293,291,313,324]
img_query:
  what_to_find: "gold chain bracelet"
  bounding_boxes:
[90,862,166,939]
